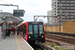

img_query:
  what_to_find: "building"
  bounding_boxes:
[52,0,75,23]
[47,10,55,24]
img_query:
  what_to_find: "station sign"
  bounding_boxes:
[13,10,25,17]
[7,21,13,23]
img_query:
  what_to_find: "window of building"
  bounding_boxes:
[73,13,75,15]
[65,1,67,3]
[65,7,67,9]
[69,13,71,15]
[67,1,69,3]
[69,1,71,3]
[73,4,75,6]
[60,0,61,2]
[69,7,71,9]
[69,16,71,18]
[65,13,67,21]
[73,7,75,9]
[65,4,69,6]
[73,16,75,21]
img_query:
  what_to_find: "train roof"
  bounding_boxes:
[16,21,44,27]
[26,21,43,22]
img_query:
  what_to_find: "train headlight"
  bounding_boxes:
[29,36,31,38]
[42,36,43,38]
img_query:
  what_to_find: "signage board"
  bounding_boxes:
[13,10,25,17]
[7,21,13,23]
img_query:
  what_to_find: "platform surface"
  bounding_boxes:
[0,34,33,50]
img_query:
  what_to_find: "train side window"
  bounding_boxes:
[21,26,23,32]
[24,25,26,39]
[22,26,24,31]
[24,25,26,33]
[39,25,44,34]
[20,27,21,31]
[28,25,33,34]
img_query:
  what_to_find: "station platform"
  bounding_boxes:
[0,33,34,50]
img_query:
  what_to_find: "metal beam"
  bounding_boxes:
[34,15,56,24]
[62,18,75,19]
[0,4,19,12]
[34,15,56,17]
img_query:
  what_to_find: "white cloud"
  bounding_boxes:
[0,0,52,23]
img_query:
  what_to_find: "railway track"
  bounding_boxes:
[45,31,75,37]
[29,43,44,50]
[29,42,53,50]
[36,42,53,50]
[46,34,75,45]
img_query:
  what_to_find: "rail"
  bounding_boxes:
[37,42,54,50]
[46,34,75,45]
[45,31,75,37]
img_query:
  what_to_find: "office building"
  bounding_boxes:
[52,0,75,23]
[47,10,55,24]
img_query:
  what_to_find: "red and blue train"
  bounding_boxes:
[17,22,45,43]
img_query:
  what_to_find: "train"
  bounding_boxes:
[17,22,45,43]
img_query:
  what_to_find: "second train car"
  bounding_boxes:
[17,22,45,43]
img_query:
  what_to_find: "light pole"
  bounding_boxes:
[59,3,62,32]
[2,15,6,39]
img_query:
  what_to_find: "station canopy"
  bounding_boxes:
[0,12,23,26]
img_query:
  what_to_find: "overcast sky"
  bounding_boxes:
[0,0,52,23]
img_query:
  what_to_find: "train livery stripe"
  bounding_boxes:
[15,35,23,50]
[43,22,46,42]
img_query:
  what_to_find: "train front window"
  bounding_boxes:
[28,25,33,34]
[39,25,44,34]
[34,25,38,34]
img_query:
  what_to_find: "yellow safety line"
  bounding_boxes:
[18,36,28,50]
[15,35,23,50]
